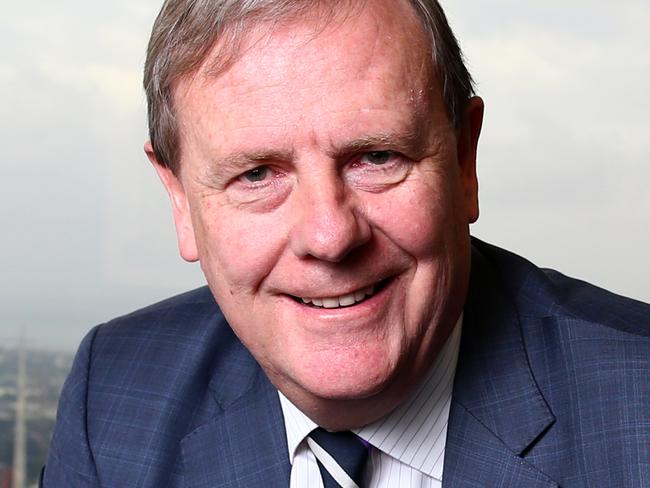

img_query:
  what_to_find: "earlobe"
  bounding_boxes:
[457,97,484,224]
[144,142,199,262]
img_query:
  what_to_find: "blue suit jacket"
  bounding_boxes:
[44,240,650,487]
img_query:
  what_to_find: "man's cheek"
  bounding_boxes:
[372,200,446,257]
[207,216,284,282]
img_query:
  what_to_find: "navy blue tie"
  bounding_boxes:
[309,427,369,488]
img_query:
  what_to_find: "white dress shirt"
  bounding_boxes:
[279,316,462,487]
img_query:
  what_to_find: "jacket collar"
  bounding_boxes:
[443,242,557,486]
[180,340,290,488]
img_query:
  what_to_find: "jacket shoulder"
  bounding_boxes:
[472,238,649,338]
[539,268,649,337]
[98,285,221,335]
[46,287,248,487]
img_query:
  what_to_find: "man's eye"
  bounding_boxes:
[242,166,269,182]
[362,151,393,165]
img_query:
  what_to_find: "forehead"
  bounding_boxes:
[174,0,440,157]
[191,0,429,76]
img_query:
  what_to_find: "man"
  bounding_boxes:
[44,0,649,486]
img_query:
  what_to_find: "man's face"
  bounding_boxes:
[151,0,482,425]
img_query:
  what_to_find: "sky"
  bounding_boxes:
[2,0,648,351]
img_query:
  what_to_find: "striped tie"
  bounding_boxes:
[308,428,369,488]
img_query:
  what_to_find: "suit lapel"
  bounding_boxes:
[443,245,558,487]
[180,344,290,488]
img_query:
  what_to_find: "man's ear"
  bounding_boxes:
[456,96,484,224]
[145,141,199,262]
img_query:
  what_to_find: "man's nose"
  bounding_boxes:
[290,173,371,262]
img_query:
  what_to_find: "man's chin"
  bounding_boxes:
[306,379,390,402]
[274,359,406,419]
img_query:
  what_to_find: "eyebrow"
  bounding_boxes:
[206,119,431,179]
[331,126,427,158]
[206,149,295,181]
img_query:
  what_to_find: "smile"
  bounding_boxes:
[293,279,390,309]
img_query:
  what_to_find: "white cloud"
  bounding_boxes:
[35,61,143,115]
[0,63,18,82]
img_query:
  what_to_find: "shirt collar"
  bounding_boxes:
[279,390,319,463]
[278,315,463,478]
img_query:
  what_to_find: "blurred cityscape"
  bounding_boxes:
[0,344,72,488]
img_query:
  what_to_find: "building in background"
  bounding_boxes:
[0,344,72,488]
[12,341,26,488]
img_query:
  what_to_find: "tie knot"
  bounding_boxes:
[308,428,368,488]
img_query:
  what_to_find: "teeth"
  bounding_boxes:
[338,294,356,307]
[300,285,378,309]
[322,298,339,308]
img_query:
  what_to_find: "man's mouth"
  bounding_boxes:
[291,279,390,309]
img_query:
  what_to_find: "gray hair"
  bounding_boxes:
[144,0,475,174]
